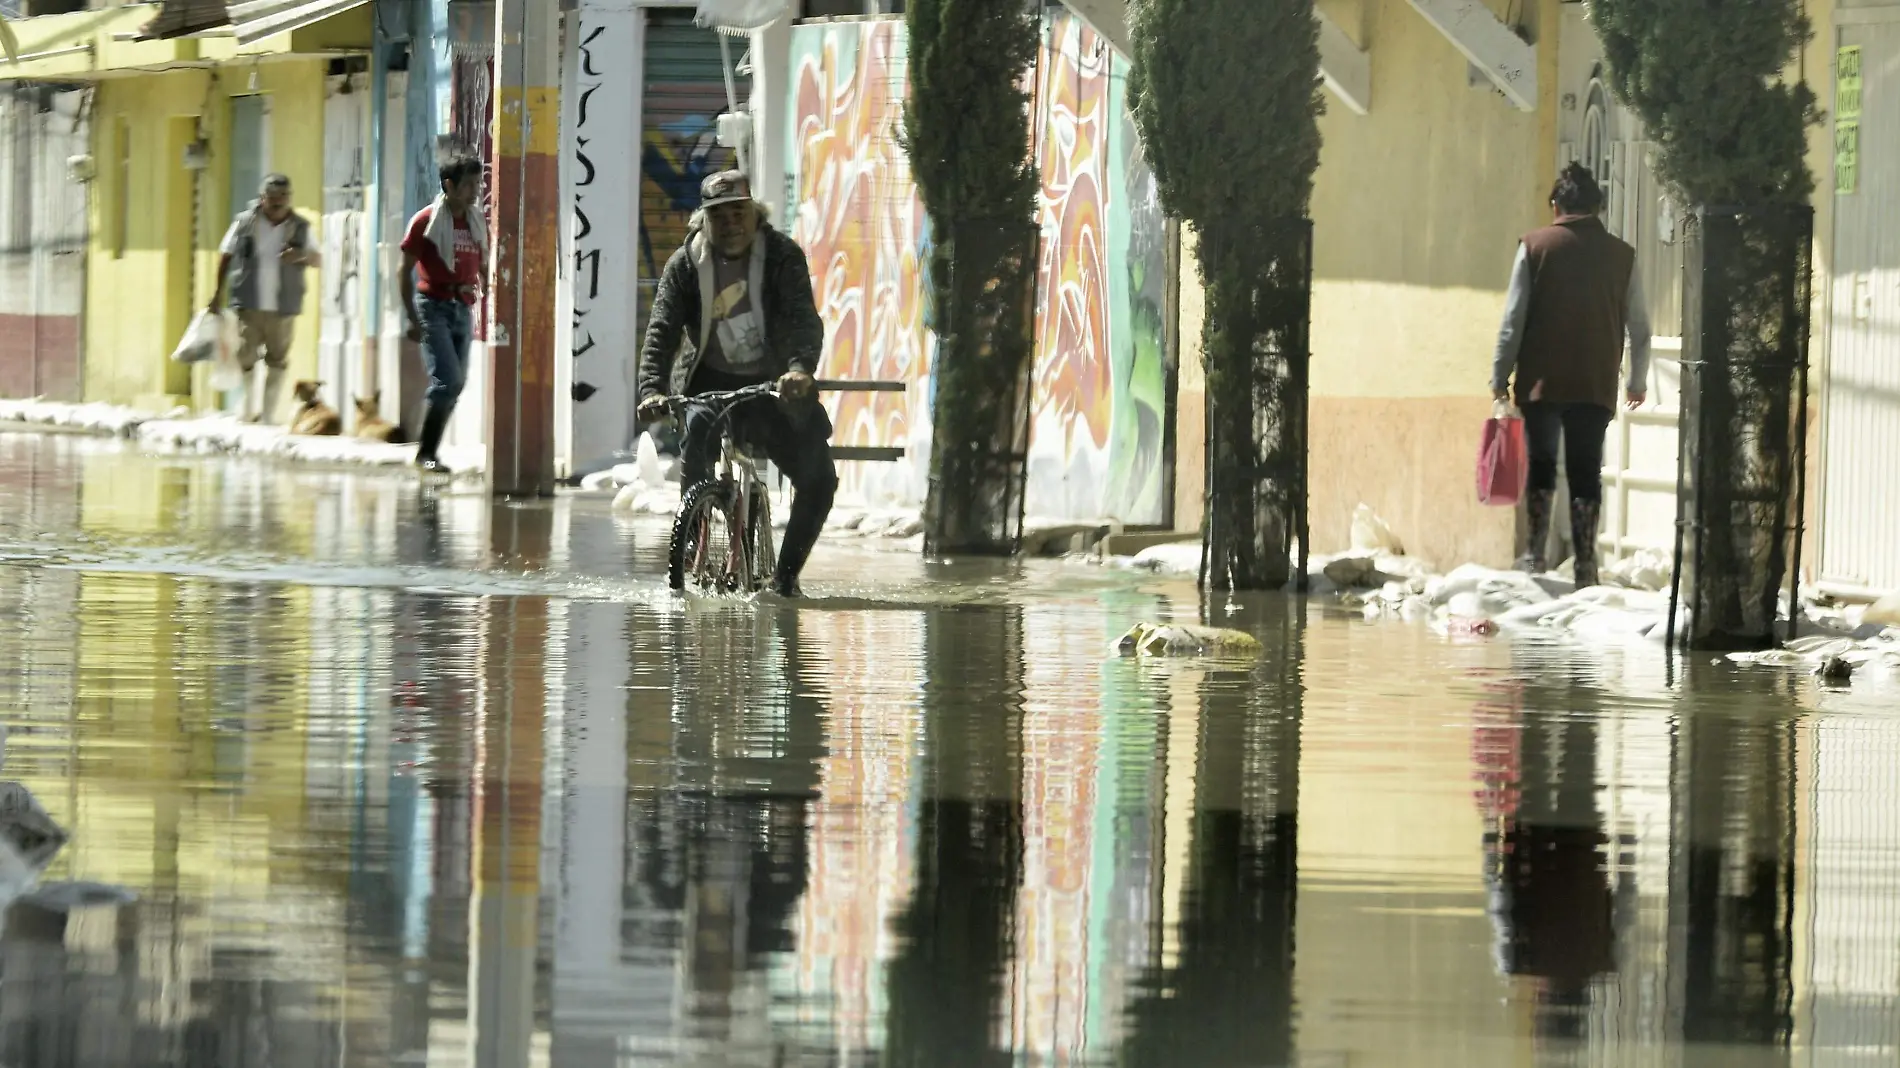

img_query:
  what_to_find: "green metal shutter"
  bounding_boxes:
[638,11,749,330]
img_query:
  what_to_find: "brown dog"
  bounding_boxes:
[353,392,404,443]
[289,380,342,436]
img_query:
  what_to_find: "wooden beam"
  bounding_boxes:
[1406,0,1536,112]
[1317,11,1370,116]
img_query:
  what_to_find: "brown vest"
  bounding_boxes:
[1515,215,1636,412]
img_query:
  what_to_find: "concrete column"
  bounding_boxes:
[558,0,645,479]
[748,15,794,220]
[487,0,562,495]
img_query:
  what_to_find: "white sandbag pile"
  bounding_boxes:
[0,398,154,436]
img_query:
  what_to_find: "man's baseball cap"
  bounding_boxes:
[700,170,755,209]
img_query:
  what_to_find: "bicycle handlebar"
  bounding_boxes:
[666,383,780,414]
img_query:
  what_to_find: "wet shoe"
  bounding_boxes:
[1570,496,1602,588]
[418,457,453,476]
[1520,489,1555,573]
[772,573,802,598]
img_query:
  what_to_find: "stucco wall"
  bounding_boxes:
[1299,0,1556,569]
[86,62,328,411]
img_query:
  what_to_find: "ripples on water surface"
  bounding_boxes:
[0,431,1896,1067]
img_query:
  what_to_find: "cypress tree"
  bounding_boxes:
[904,0,1040,554]
[1127,0,1324,590]
[1592,0,1817,206]
[1593,0,1820,648]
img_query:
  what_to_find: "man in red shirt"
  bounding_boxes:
[399,154,487,474]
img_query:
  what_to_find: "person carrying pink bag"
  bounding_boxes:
[1490,163,1651,588]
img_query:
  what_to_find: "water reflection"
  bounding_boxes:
[0,431,1897,1066]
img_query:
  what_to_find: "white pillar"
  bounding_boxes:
[560,0,645,478]
[748,14,795,222]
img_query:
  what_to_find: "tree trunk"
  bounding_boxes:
[923,218,1038,555]
[1673,207,1810,650]
[1198,222,1312,591]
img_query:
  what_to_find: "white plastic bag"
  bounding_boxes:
[170,308,224,364]
[208,313,245,392]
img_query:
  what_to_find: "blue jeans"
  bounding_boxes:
[417,297,472,409]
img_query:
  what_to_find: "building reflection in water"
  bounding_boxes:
[1474,650,1804,1065]
[3,432,1900,1067]
[1120,596,1301,1067]
[1476,669,1617,1038]
[886,603,1025,1068]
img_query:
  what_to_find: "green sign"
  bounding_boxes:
[1837,46,1862,196]
[1838,120,1860,195]
[1838,45,1862,121]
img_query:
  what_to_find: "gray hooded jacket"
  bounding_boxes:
[637,215,824,399]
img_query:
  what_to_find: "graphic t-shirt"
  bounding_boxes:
[401,207,482,304]
[700,252,765,374]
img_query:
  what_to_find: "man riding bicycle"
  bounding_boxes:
[636,170,837,598]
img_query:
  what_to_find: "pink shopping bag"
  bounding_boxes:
[1477,403,1527,507]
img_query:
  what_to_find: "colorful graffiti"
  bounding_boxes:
[1025,13,1170,525]
[786,20,934,504]
[784,15,1168,518]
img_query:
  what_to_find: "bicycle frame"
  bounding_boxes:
[671,384,778,592]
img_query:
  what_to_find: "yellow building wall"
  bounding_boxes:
[85,60,330,411]
[1302,0,1556,570]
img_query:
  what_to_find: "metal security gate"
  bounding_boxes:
[1821,16,1900,594]
[638,12,746,334]
[0,85,89,402]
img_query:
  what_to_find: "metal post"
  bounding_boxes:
[487,0,561,495]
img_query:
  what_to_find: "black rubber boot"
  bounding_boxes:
[1570,496,1602,588]
[773,477,836,597]
[1520,488,1556,573]
[415,402,455,474]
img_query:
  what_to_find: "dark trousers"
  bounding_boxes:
[417,297,473,409]
[1523,402,1613,502]
[680,372,838,580]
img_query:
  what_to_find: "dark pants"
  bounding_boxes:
[1523,402,1613,502]
[417,297,473,409]
[680,372,838,582]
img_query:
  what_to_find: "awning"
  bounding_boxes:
[227,0,368,45]
[135,0,367,45]
[136,0,231,41]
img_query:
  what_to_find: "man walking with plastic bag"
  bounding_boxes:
[208,174,320,423]
[1491,163,1649,588]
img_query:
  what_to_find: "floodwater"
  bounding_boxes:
[0,430,1896,1068]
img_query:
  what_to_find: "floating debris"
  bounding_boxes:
[1113,622,1262,659]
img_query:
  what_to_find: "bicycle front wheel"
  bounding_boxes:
[746,482,776,591]
[669,481,738,593]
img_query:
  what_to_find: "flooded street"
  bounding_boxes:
[0,430,1895,1067]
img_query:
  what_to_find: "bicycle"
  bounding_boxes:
[666,383,780,594]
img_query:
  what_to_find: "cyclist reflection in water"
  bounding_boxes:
[637,170,838,597]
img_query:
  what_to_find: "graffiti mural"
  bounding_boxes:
[786,21,934,504]
[1026,13,1169,525]
[783,15,1169,517]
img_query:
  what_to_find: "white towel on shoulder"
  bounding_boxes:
[424,194,486,271]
